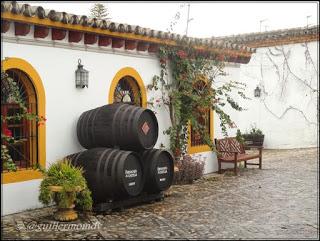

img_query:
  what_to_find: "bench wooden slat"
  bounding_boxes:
[215,137,263,174]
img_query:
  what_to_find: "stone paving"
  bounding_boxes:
[2,148,319,240]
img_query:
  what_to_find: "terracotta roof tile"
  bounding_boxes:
[213,25,319,47]
[1,1,256,54]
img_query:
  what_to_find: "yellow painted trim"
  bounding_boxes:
[2,170,43,184]
[1,12,252,57]
[2,12,174,45]
[108,67,147,108]
[187,109,214,154]
[2,57,46,184]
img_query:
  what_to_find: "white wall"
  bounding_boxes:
[2,38,169,215]
[238,41,318,149]
[2,41,167,161]
[2,33,244,214]
[1,180,42,215]
[6,32,316,215]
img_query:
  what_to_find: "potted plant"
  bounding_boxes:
[38,159,92,221]
[241,124,264,147]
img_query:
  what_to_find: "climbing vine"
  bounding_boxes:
[1,69,46,171]
[260,42,318,126]
[148,42,249,158]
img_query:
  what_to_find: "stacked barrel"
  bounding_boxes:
[67,103,174,205]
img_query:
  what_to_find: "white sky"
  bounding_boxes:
[21,1,319,38]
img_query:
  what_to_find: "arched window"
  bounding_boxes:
[109,67,147,108]
[188,80,213,154]
[1,69,38,170]
[2,58,46,184]
[113,76,142,106]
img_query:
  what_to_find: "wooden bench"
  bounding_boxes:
[215,137,263,175]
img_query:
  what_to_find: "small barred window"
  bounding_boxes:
[1,69,38,171]
[190,80,211,147]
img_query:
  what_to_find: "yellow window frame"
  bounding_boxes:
[108,67,147,108]
[187,109,213,154]
[2,57,46,184]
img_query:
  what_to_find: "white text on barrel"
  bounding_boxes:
[125,169,137,178]
[157,166,168,174]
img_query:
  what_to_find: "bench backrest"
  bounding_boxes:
[215,137,245,158]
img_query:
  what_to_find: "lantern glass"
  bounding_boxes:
[254,86,261,97]
[75,59,89,88]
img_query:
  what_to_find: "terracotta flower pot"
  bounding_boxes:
[48,185,83,222]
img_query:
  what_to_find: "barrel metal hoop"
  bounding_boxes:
[151,150,161,185]
[104,149,119,176]
[117,151,134,195]
[132,108,144,148]
[89,108,101,147]
[119,105,134,147]
[111,104,127,147]
[96,148,111,197]
[144,109,159,147]
[110,150,125,197]
[76,111,86,147]
[142,150,153,183]
[73,151,84,166]
[102,148,119,200]
[84,108,95,148]
[125,106,140,148]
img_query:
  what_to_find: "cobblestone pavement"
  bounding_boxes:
[2,148,319,240]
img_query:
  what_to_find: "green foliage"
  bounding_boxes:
[245,124,264,136]
[149,43,249,158]
[1,144,16,171]
[89,3,110,20]
[1,69,46,172]
[236,129,245,145]
[38,159,92,211]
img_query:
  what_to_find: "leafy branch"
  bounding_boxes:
[148,43,248,159]
[1,68,46,172]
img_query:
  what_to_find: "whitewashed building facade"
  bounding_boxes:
[218,26,319,149]
[1,1,318,215]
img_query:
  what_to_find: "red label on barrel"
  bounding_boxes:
[141,122,150,135]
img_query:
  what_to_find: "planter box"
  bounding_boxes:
[242,134,264,147]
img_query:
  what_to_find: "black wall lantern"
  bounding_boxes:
[75,59,89,88]
[254,86,261,97]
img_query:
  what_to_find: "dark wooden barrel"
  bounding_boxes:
[77,103,158,151]
[140,149,174,193]
[66,148,144,204]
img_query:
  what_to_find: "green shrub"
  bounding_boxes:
[173,155,205,184]
[241,124,264,136]
[39,159,92,211]
[236,129,245,145]
[248,124,263,136]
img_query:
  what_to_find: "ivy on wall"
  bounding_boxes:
[148,41,249,159]
[255,42,318,126]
